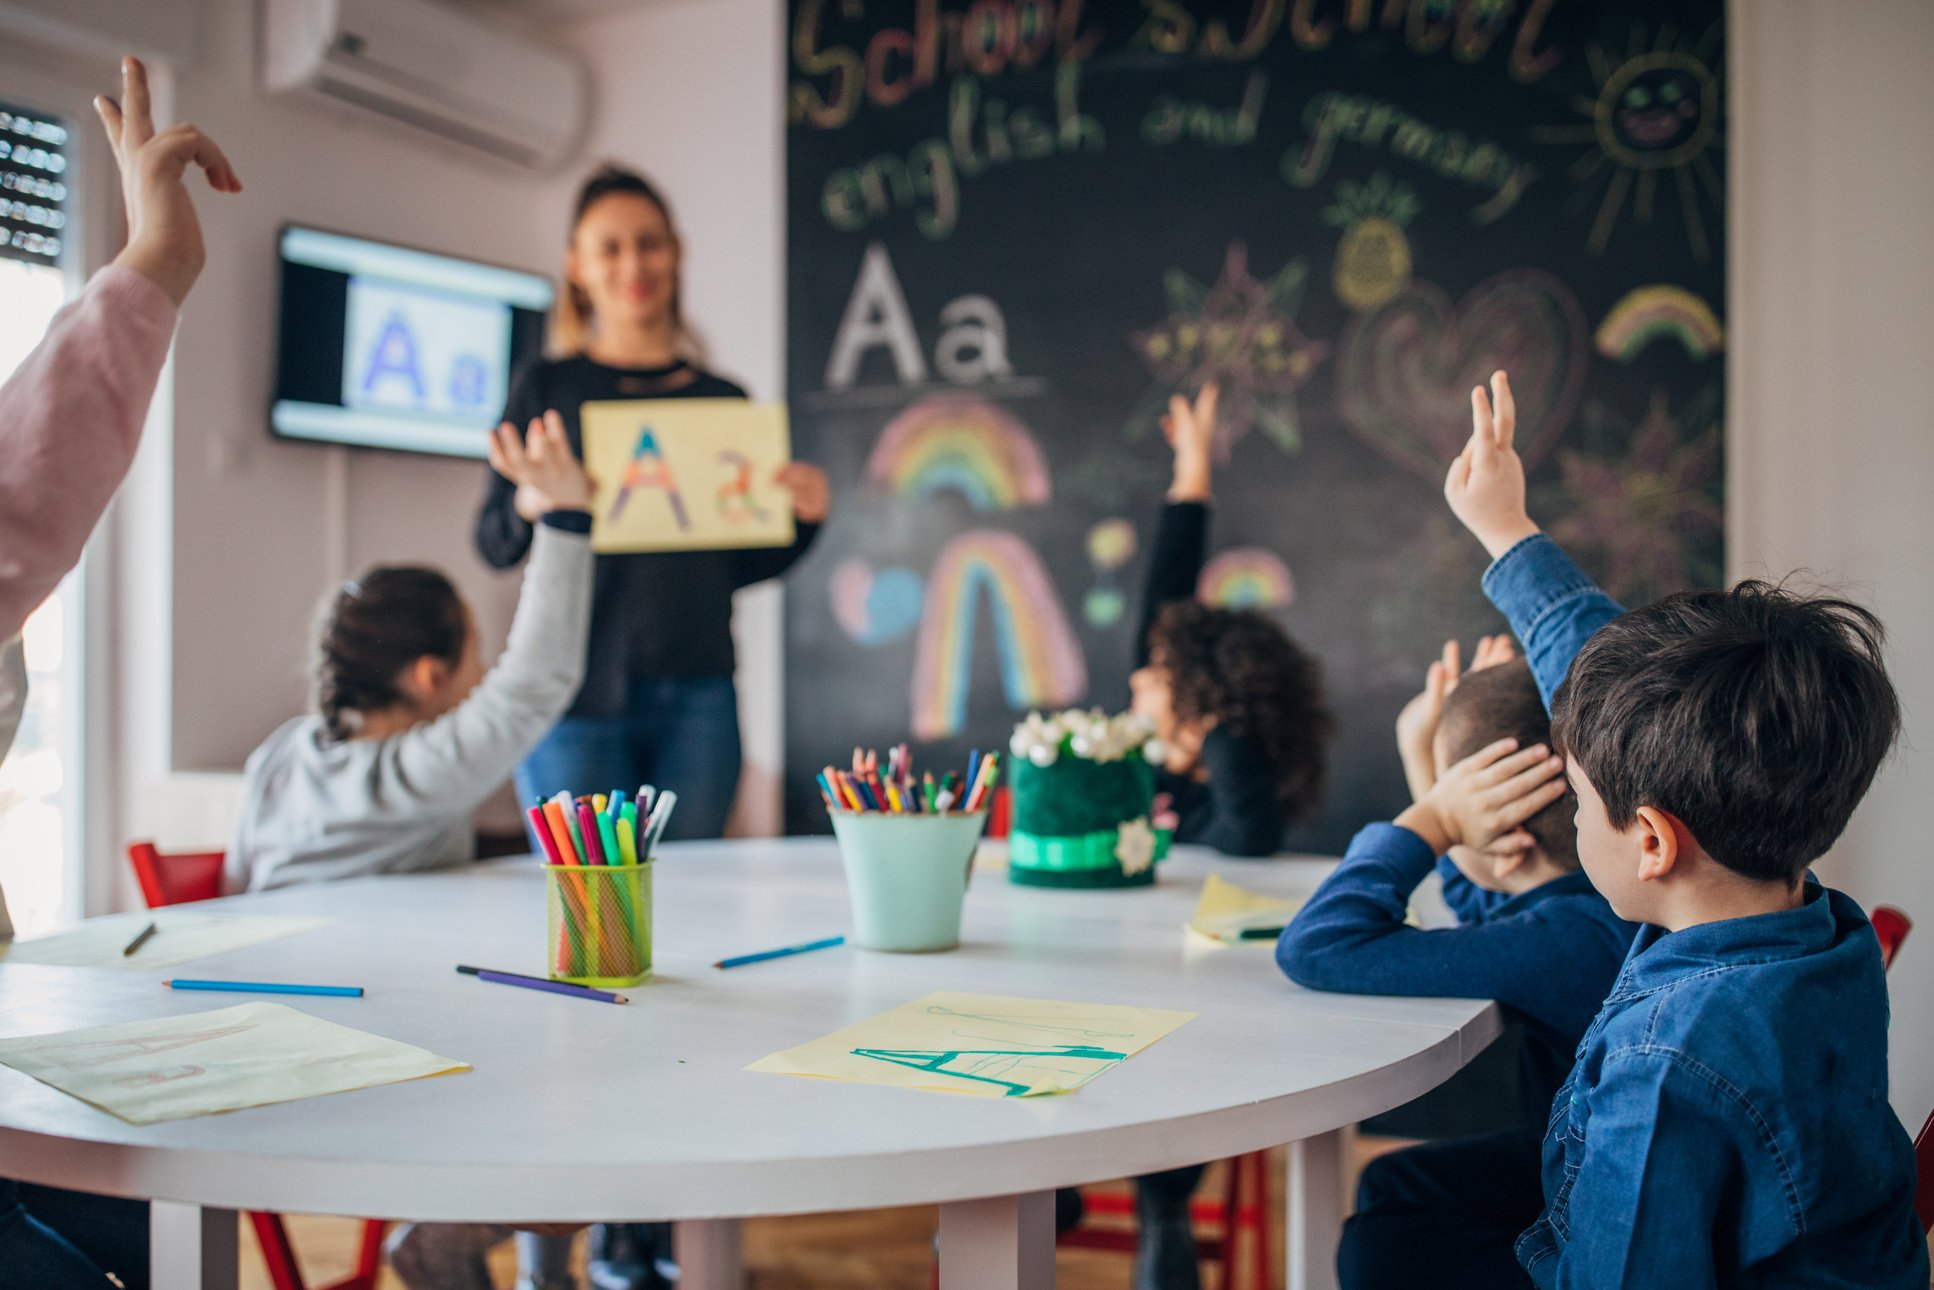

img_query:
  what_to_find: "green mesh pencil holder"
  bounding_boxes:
[546,861,652,986]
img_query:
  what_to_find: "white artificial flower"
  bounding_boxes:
[1028,741,1058,767]
[1115,818,1156,875]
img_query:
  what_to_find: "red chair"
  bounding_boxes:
[125,842,388,1290]
[1872,905,1912,972]
[1058,1152,1271,1290]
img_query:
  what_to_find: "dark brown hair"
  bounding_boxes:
[554,164,683,355]
[1440,658,1578,869]
[1551,581,1900,884]
[311,567,468,742]
[1148,601,1331,823]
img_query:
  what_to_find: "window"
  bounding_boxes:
[0,98,77,936]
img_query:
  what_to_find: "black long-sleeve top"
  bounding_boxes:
[1136,500,1283,856]
[475,355,819,717]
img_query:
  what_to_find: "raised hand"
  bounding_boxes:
[95,57,242,306]
[488,411,592,515]
[1394,634,1520,800]
[1396,737,1568,858]
[1444,370,1540,559]
[1162,383,1218,502]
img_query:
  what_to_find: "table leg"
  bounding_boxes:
[937,1191,1054,1289]
[674,1217,744,1290]
[1286,1127,1350,1290]
[149,1200,238,1290]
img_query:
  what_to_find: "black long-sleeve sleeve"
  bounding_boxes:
[729,521,822,589]
[1135,501,1209,668]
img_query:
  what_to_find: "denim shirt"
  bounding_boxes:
[1517,884,1927,1287]
[1480,533,1626,710]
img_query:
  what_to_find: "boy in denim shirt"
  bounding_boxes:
[1423,372,1928,1286]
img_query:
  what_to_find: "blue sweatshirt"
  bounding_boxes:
[1278,823,1638,1115]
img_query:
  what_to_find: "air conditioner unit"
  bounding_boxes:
[264,0,587,171]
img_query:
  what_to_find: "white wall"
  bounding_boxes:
[164,0,550,781]
[1730,0,1934,1125]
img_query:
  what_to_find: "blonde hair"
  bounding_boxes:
[551,164,701,360]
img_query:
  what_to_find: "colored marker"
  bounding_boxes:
[713,935,845,970]
[577,801,607,865]
[166,979,363,998]
[596,811,624,868]
[1237,926,1288,940]
[640,789,678,855]
[122,921,157,957]
[543,797,579,863]
[527,804,567,866]
[457,964,627,1005]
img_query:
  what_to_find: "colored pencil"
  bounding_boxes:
[713,935,845,970]
[122,921,157,957]
[166,979,362,998]
[458,964,627,1004]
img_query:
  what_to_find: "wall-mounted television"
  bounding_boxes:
[271,226,553,459]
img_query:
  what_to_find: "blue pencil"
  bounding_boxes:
[713,935,846,970]
[166,979,363,998]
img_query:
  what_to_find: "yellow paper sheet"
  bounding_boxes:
[581,399,795,553]
[0,910,330,971]
[748,991,1194,1099]
[0,1003,467,1125]
[1185,874,1303,946]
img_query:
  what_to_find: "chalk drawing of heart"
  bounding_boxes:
[1337,270,1588,483]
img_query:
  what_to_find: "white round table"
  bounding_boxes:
[0,838,1498,1290]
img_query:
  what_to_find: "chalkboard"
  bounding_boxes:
[783,0,1726,847]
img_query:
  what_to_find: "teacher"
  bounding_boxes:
[477,164,829,840]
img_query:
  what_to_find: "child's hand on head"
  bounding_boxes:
[488,411,593,515]
[1162,383,1218,502]
[1444,370,1541,559]
[1396,736,1566,858]
[1395,634,1519,800]
[95,57,242,307]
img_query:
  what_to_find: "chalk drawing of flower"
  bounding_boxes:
[1116,818,1157,876]
[1542,387,1722,606]
[1130,244,1331,461]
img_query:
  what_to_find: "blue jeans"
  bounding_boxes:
[516,676,743,843]
[0,1180,121,1289]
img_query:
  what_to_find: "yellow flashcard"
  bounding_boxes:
[580,399,795,553]
[1186,873,1304,945]
[748,991,1195,1098]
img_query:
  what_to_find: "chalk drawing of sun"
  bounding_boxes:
[1532,21,1724,262]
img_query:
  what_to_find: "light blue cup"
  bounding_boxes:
[829,810,988,952]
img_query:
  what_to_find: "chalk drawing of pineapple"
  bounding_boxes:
[1324,173,1420,313]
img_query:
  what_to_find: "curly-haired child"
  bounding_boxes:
[1130,384,1332,858]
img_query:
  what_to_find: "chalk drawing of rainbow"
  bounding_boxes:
[866,395,1051,511]
[1198,548,1295,610]
[1595,286,1724,362]
[911,531,1087,740]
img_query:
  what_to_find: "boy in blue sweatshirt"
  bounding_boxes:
[1415,372,1927,1286]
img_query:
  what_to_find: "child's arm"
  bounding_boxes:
[1279,740,1568,1010]
[1522,1052,1730,1289]
[1134,385,1218,666]
[387,419,595,807]
[0,58,239,642]
[474,371,555,570]
[1445,372,1625,709]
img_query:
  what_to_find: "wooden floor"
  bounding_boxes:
[235,1144,1374,1290]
